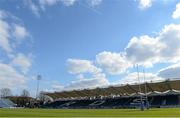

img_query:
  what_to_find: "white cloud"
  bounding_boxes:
[51,81,64,91]
[66,58,109,91]
[13,24,29,42]
[25,0,103,16]
[65,23,180,90]
[64,73,109,90]
[48,73,108,92]
[158,24,180,63]
[0,10,32,94]
[0,19,12,53]
[158,63,180,79]
[96,51,131,75]
[76,74,84,80]
[39,0,59,6]
[0,10,30,53]
[0,10,7,19]
[39,0,76,9]
[0,63,26,89]
[125,35,163,67]
[39,0,59,10]
[67,59,101,74]
[87,0,102,7]
[60,0,77,6]
[125,24,180,67]
[65,23,180,91]
[39,0,77,7]
[11,53,32,74]
[116,72,164,85]
[137,0,153,9]
[172,2,180,19]
[25,0,40,17]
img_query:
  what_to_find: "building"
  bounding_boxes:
[43,79,180,109]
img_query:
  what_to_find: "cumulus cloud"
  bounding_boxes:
[116,72,164,85]
[67,59,101,74]
[39,0,59,11]
[39,0,59,6]
[96,51,131,75]
[172,2,180,19]
[39,0,102,8]
[0,10,30,53]
[66,23,180,89]
[0,63,26,89]
[11,53,32,74]
[39,0,77,7]
[40,0,103,7]
[13,24,29,42]
[158,63,180,79]
[125,35,163,67]
[0,18,12,52]
[65,22,180,91]
[159,24,180,62]
[0,10,32,93]
[51,81,64,91]
[66,58,109,90]
[0,10,8,19]
[49,73,108,91]
[64,73,108,90]
[25,0,40,17]
[125,24,180,67]
[87,0,102,7]
[24,0,103,16]
[137,0,153,9]
[61,0,77,6]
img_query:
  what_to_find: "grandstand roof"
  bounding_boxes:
[45,79,180,99]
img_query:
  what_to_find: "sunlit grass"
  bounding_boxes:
[0,108,180,117]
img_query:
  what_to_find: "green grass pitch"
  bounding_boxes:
[0,108,180,117]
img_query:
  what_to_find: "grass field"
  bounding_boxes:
[0,108,180,117]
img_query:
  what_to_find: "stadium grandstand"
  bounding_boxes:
[43,79,180,109]
[0,99,16,108]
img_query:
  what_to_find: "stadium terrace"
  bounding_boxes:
[43,79,180,109]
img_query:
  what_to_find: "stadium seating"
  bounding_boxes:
[43,79,180,109]
[0,99,16,108]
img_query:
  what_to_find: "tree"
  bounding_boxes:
[21,89,30,97]
[0,88,12,98]
[38,91,46,101]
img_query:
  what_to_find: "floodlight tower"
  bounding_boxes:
[136,64,144,111]
[36,75,42,99]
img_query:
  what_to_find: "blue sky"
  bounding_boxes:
[0,0,180,96]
